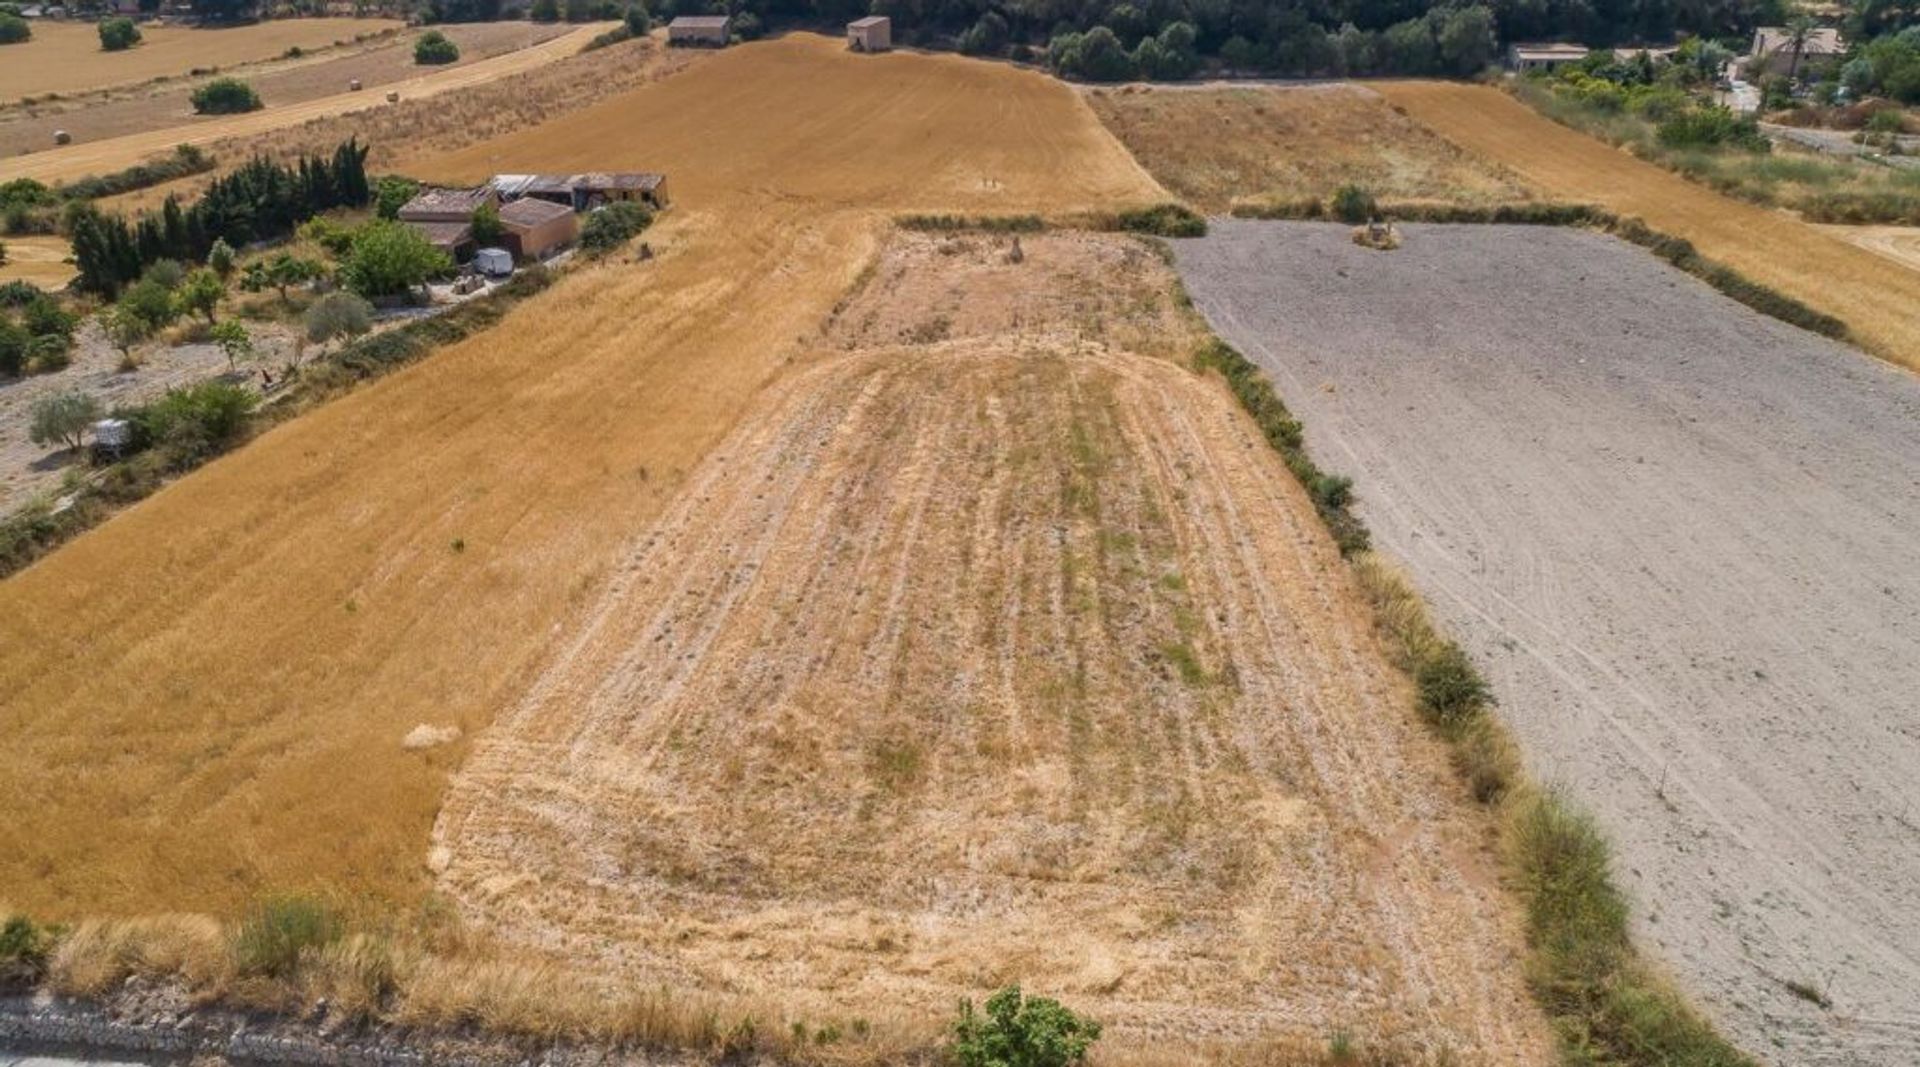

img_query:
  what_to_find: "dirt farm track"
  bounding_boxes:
[1175,220,1920,1066]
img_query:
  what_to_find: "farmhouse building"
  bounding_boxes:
[410,221,477,262]
[1612,44,1680,64]
[396,186,498,223]
[667,15,730,46]
[498,197,578,261]
[1747,26,1845,78]
[491,172,671,210]
[847,15,891,52]
[1507,43,1590,72]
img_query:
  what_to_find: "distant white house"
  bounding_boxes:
[1507,42,1589,73]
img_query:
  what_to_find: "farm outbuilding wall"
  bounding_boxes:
[1507,43,1589,72]
[499,197,579,261]
[848,16,891,51]
[668,15,729,46]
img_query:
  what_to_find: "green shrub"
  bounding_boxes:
[1866,107,1905,133]
[579,200,653,254]
[344,220,453,297]
[98,15,141,51]
[413,29,459,64]
[0,12,29,44]
[0,914,51,983]
[1330,183,1377,223]
[1415,640,1491,728]
[897,213,1045,233]
[56,144,215,202]
[951,986,1101,1067]
[305,290,374,346]
[1104,202,1206,237]
[231,895,341,978]
[191,77,262,115]
[373,176,420,222]
[0,318,26,377]
[133,381,257,458]
[29,390,103,453]
[1655,107,1767,151]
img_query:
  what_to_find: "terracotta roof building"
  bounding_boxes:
[498,197,578,262]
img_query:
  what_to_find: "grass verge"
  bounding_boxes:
[1185,321,1755,1067]
[0,267,555,580]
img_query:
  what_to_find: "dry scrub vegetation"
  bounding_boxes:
[429,231,1550,1062]
[0,34,1163,918]
[0,18,402,102]
[1379,81,1920,369]
[1086,84,1532,213]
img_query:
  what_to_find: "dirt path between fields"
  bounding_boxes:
[1174,220,1920,1066]
[1379,81,1920,370]
[0,23,615,186]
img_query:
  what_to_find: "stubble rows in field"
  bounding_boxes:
[433,231,1550,1061]
[0,18,402,102]
[0,36,1164,916]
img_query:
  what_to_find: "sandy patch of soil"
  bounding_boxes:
[0,23,570,160]
[1174,220,1920,1066]
[1379,81,1920,370]
[1086,82,1533,214]
[1817,223,1920,273]
[433,232,1550,1060]
[0,18,402,102]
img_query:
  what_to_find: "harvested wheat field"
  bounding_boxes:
[1379,81,1920,369]
[0,234,75,288]
[0,22,616,186]
[0,22,572,160]
[0,18,401,102]
[0,35,1163,918]
[1087,83,1532,213]
[433,229,1549,1061]
[1177,220,1920,1066]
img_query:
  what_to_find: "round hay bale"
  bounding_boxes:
[386,90,400,103]
[53,129,72,145]
[1351,222,1402,252]
[349,78,362,91]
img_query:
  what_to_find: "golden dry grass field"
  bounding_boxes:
[0,34,1163,918]
[1818,223,1920,274]
[1085,83,1532,213]
[1380,81,1920,369]
[0,18,401,102]
[0,234,76,287]
[432,229,1550,1060]
[0,22,616,186]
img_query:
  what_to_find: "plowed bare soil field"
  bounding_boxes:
[1086,83,1532,212]
[433,230,1549,1061]
[0,35,1162,918]
[1379,81,1920,369]
[1176,220,1920,1067]
[0,18,401,101]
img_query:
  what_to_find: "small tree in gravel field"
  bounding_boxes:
[29,390,103,454]
[103,303,154,370]
[176,267,225,324]
[951,986,1101,1067]
[211,320,254,372]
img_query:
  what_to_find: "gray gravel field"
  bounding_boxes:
[1175,220,1920,1065]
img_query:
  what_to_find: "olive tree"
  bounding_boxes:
[304,290,374,348]
[29,390,103,454]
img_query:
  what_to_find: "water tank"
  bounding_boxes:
[93,418,131,449]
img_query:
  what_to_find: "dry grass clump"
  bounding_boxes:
[1350,223,1402,250]
[1086,84,1533,214]
[47,914,228,996]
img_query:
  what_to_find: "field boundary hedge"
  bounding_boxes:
[0,268,555,581]
[1178,286,1756,1067]
[1226,199,1848,342]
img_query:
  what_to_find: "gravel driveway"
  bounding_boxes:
[1174,220,1920,1066]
